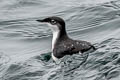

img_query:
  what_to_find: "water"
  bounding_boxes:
[0,0,120,80]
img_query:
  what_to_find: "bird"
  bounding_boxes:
[36,16,96,63]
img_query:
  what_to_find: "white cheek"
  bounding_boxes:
[47,23,59,32]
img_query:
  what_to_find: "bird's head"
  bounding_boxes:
[36,16,66,33]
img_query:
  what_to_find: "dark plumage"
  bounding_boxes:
[36,16,96,61]
[53,38,95,58]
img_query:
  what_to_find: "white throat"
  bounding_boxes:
[52,30,59,50]
[47,23,60,50]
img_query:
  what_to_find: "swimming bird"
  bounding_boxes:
[36,16,96,62]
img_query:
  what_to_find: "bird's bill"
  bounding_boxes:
[36,19,45,22]
[36,17,49,23]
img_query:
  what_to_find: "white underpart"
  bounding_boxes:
[51,52,59,63]
[79,51,82,55]
[47,23,60,61]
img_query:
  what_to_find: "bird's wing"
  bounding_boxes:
[72,40,95,53]
[53,40,95,58]
[53,43,75,58]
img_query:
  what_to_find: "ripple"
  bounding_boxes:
[0,0,120,80]
[0,52,10,78]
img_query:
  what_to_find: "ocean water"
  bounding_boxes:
[0,0,120,80]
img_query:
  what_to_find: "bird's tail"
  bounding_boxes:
[91,45,97,50]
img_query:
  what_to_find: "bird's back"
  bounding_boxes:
[53,38,95,58]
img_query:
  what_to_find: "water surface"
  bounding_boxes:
[0,0,120,80]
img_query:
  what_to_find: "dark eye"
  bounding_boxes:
[50,19,57,25]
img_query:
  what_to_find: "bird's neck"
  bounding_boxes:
[52,29,68,50]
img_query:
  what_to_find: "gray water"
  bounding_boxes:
[0,0,120,80]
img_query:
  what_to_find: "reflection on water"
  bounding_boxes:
[0,0,120,80]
